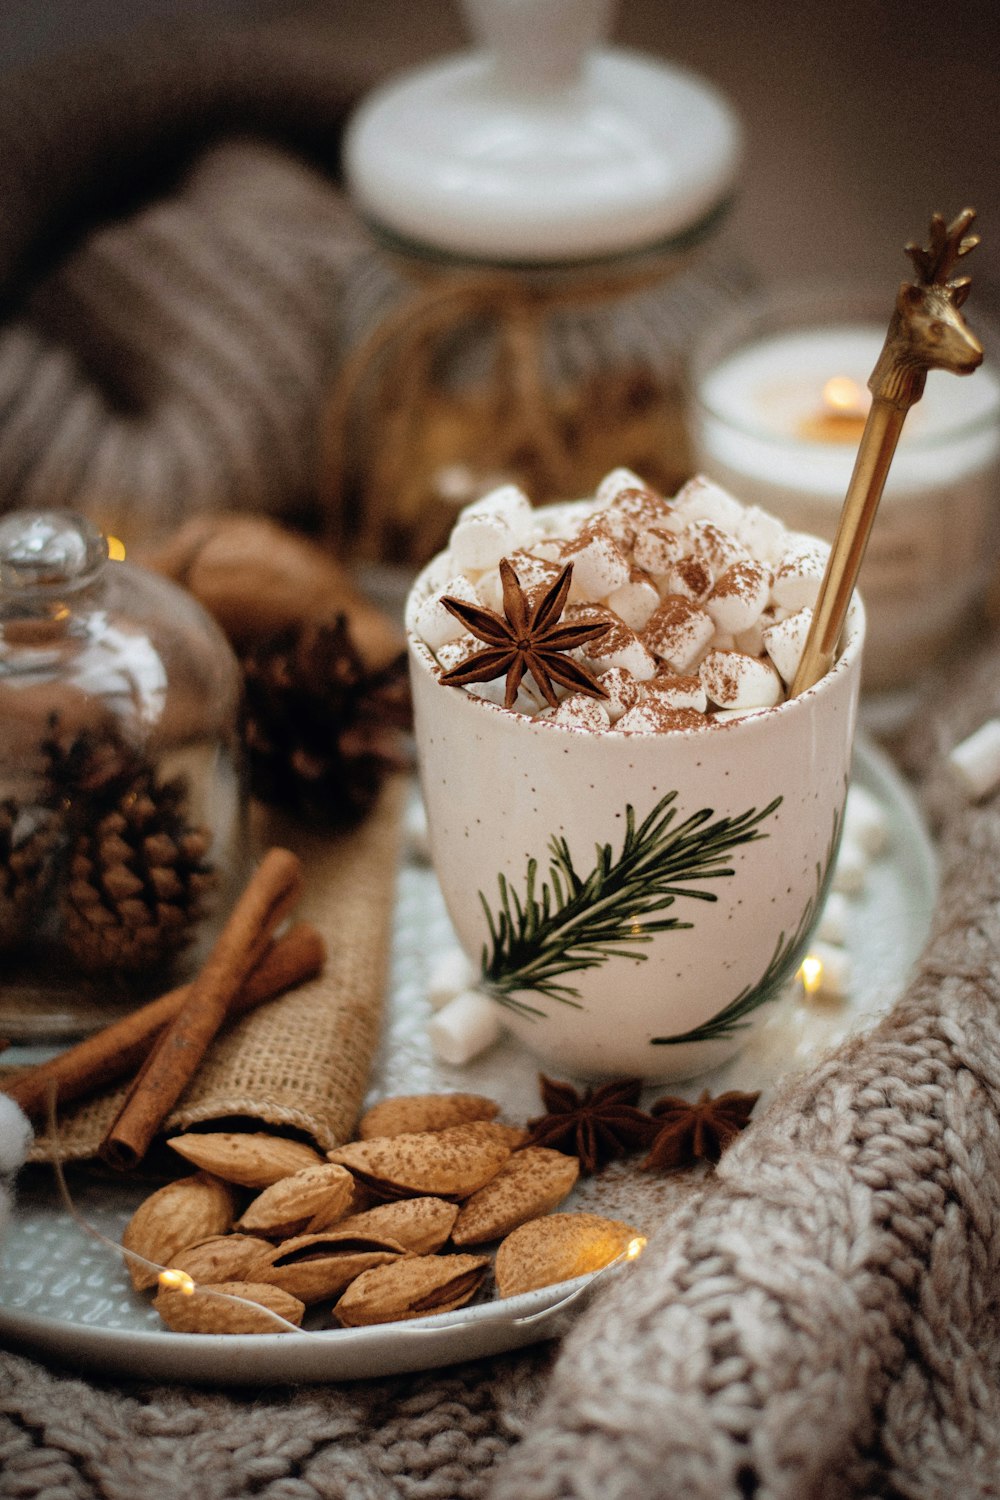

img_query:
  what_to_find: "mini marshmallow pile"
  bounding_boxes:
[413,469,833,730]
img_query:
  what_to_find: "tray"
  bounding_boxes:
[0,733,937,1384]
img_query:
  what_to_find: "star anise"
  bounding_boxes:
[640,1088,760,1172]
[525,1074,656,1174]
[437,560,610,709]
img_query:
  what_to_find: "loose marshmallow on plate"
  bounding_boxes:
[427,947,478,1011]
[642,597,716,672]
[843,783,891,855]
[449,485,534,571]
[428,990,502,1065]
[948,718,1000,802]
[700,649,783,710]
[763,607,813,686]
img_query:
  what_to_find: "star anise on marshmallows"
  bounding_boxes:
[437,560,610,709]
[525,1075,655,1174]
[640,1088,760,1172]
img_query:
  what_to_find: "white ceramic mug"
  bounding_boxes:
[407,571,865,1081]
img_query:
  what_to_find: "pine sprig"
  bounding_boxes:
[479,790,782,1013]
[652,806,842,1047]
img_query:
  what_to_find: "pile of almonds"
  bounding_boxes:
[121,1092,642,1334]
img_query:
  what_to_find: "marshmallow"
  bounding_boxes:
[843,783,891,856]
[449,485,534,570]
[670,474,745,532]
[604,571,660,630]
[831,835,868,895]
[428,990,503,1065]
[633,526,685,576]
[476,550,562,613]
[646,673,708,713]
[427,948,478,1011]
[734,504,788,564]
[734,620,767,656]
[771,542,830,611]
[705,560,770,635]
[562,524,632,600]
[580,611,658,680]
[466,677,546,714]
[415,575,482,650]
[436,634,481,672]
[642,598,716,672]
[662,555,714,602]
[815,890,850,946]
[596,666,643,722]
[699,649,783,710]
[684,520,751,578]
[595,467,648,506]
[540,693,613,731]
[616,702,707,733]
[763,607,813,686]
[948,718,1000,802]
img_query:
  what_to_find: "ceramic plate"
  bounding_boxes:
[0,734,936,1384]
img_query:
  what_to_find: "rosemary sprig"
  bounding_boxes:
[652,806,842,1046]
[479,790,782,1014]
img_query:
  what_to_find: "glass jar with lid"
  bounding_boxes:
[321,0,745,566]
[0,511,249,1040]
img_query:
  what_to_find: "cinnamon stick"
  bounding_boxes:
[101,847,304,1169]
[3,921,324,1122]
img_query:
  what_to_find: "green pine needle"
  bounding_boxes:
[479,789,782,1013]
[651,805,843,1046]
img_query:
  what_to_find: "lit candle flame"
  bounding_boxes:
[798,954,824,995]
[822,376,869,417]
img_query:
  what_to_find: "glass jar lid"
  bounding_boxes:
[345,0,742,266]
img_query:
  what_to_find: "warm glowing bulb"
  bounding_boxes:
[158,1267,195,1294]
[822,376,867,415]
[625,1236,647,1261]
[798,954,824,995]
[106,536,126,561]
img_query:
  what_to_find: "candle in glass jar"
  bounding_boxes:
[691,312,1000,693]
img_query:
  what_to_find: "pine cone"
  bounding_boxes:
[0,799,60,950]
[43,719,217,977]
[240,615,411,827]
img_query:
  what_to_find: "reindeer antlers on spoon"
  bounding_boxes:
[790,210,984,697]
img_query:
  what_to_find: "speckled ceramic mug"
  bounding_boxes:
[407,566,865,1082]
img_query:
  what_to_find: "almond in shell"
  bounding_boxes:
[327,1121,512,1200]
[166,1131,324,1188]
[122,1173,237,1292]
[236,1163,356,1238]
[494,1212,642,1299]
[357,1093,500,1140]
[153,1279,305,1334]
[249,1230,407,1304]
[451,1147,579,1246]
[334,1253,490,1327]
[331,1197,459,1255]
[168,1234,275,1285]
